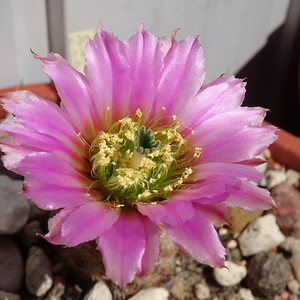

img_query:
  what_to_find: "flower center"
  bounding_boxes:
[89,109,200,208]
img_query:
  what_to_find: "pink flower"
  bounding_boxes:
[0,25,277,287]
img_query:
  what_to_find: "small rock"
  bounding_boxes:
[280,290,290,300]
[0,290,21,300]
[226,239,238,249]
[0,175,30,234]
[254,154,268,174]
[52,261,66,274]
[259,176,268,188]
[195,283,210,300]
[289,294,299,300]
[265,170,287,189]
[127,287,169,300]
[44,282,65,300]
[18,220,42,247]
[289,253,300,283]
[28,202,49,222]
[263,148,272,160]
[83,281,112,300]
[288,279,300,295]
[226,207,263,234]
[213,261,247,287]
[229,248,242,264]
[246,252,291,298]
[170,281,185,300]
[25,246,53,297]
[238,214,285,256]
[286,169,300,188]
[280,236,300,255]
[238,288,255,300]
[0,236,24,293]
[270,182,300,238]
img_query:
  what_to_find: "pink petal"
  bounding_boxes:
[179,76,245,129]
[170,180,227,202]
[199,124,277,163]
[0,119,90,172]
[34,53,99,141]
[43,207,76,244]
[153,36,205,117]
[18,152,92,188]
[225,178,276,211]
[0,136,34,174]
[24,177,93,210]
[136,202,167,225]
[139,214,159,275]
[189,108,277,163]
[85,26,131,127]
[98,211,146,288]
[193,202,229,226]
[137,199,195,226]
[235,158,267,167]
[166,209,226,268]
[62,201,119,247]
[123,25,164,122]
[192,162,263,182]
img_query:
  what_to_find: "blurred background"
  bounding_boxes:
[1,0,299,136]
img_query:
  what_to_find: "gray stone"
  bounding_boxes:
[83,281,112,300]
[246,252,291,298]
[25,246,53,297]
[238,214,285,256]
[127,287,169,300]
[265,169,287,189]
[0,175,30,234]
[0,290,21,300]
[213,261,247,287]
[28,202,49,221]
[195,283,210,300]
[0,236,24,293]
[18,220,42,247]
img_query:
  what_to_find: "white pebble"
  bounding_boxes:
[213,261,247,287]
[254,154,268,174]
[280,236,300,255]
[288,279,300,295]
[83,281,112,300]
[128,287,169,300]
[265,170,287,189]
[195,283,210,300]
[238,214,285,256]
[238,287,255,300]
[226,239,238,249]
[286,169,300,188]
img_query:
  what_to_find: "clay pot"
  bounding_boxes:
[264,121,300,173]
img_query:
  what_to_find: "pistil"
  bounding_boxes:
[130,126,160,170]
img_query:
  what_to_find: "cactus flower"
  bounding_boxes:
[0,25,277,287]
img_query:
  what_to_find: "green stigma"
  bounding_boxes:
[89,109,200,209]
[134,126,160,154]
